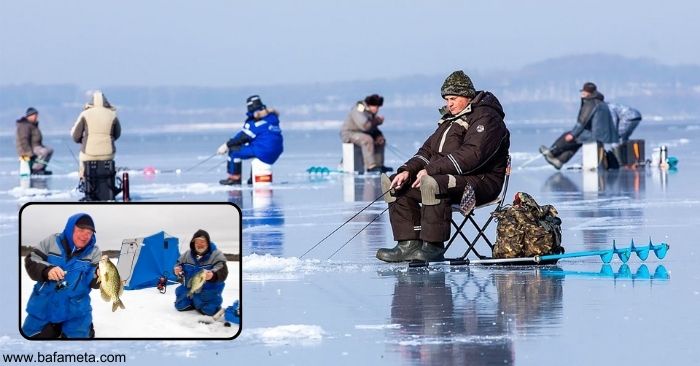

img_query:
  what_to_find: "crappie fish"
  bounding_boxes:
[97,255,126,312]
[187,269,208,298]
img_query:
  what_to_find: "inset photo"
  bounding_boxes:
[19,203,241,340]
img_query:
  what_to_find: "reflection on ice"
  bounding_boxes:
[382,268,564,365]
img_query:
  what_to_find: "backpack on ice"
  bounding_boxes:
[491,192,564,258]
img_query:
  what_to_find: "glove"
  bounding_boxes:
[217,143,229,155]
[375,115,384,125]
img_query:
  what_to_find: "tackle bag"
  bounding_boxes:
[81,160,122,201]
[491,192,564,258]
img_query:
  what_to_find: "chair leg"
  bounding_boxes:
[445,210,490,259]
[446,217,468,251]
[468,214,496,249]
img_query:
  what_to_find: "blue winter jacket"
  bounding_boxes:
[175,242,228,314]
[23,213,100,337]
[228,108,284,165]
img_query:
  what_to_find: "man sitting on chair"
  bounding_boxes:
[376,70,510,263]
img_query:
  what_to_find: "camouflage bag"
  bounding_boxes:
[491,192,564,259]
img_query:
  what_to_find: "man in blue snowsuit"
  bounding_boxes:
[173,229,229,316]
[22,213,101,338]
[217,95,284,185]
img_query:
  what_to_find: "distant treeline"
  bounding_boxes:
[3,54,700,131]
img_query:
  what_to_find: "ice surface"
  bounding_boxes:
[2,124,700,365]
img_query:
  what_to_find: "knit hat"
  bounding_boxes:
[25,107,38,117]
[75,215,96,233]
[364,94,384,107]
[246,95,265,113]
[580,82,597,93]
[441,70,476,99]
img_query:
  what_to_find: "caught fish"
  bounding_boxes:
[97,255,126,312]
[187,269,208,298]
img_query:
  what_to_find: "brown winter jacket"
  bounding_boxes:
[15,117,43,157]
[398,91,510,203]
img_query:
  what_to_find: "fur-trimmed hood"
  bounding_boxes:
[84,91,116,111]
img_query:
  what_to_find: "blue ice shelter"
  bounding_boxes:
[117,231,181,290]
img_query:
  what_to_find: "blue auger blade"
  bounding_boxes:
[614,241,632,263]
[600,249,614,263]
[632,239,650,261]
[653,242,669,259]
[600,264,614,276]
[653,265,670,280]
[636,264,650,279]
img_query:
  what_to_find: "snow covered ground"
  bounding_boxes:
[20,259,240,339]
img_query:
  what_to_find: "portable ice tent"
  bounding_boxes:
[117,231,180,290]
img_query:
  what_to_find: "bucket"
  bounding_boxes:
[251,158,272,186]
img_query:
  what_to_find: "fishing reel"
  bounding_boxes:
[55,279,68,291]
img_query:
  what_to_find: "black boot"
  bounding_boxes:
[219,177,242,185]
[411,242,446,262]
[540,146,563,170]
[376,240,423,262]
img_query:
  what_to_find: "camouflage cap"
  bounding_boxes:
[441,70,476,99]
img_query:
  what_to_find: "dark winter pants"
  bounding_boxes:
[549,132,582,164]
[388,174,491,243]
[227,144,257,175]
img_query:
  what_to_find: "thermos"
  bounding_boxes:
[122,172,130,202]
[660,145,668,167]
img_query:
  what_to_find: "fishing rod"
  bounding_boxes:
[206,157,224,172]
[300,188,393,259]
[517,149,549,170]
[184,153,218,172]
[130,153,221,175]
[33,158,70,171]
[64,141,79,164]
[386,144,409,161]
[327,207,388,259]
[409,240,669,268]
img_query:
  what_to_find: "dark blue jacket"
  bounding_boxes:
[23,213,100,337]
[228,108,284,165]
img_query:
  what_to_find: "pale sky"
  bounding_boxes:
[20,204,240,254]
[1,0,698,87]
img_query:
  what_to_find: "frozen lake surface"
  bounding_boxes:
[1,121,699,365]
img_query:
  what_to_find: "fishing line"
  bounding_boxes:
[300,187,393,259]
[327,207,388,259]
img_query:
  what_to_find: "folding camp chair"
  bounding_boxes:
[444,155,511,260]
